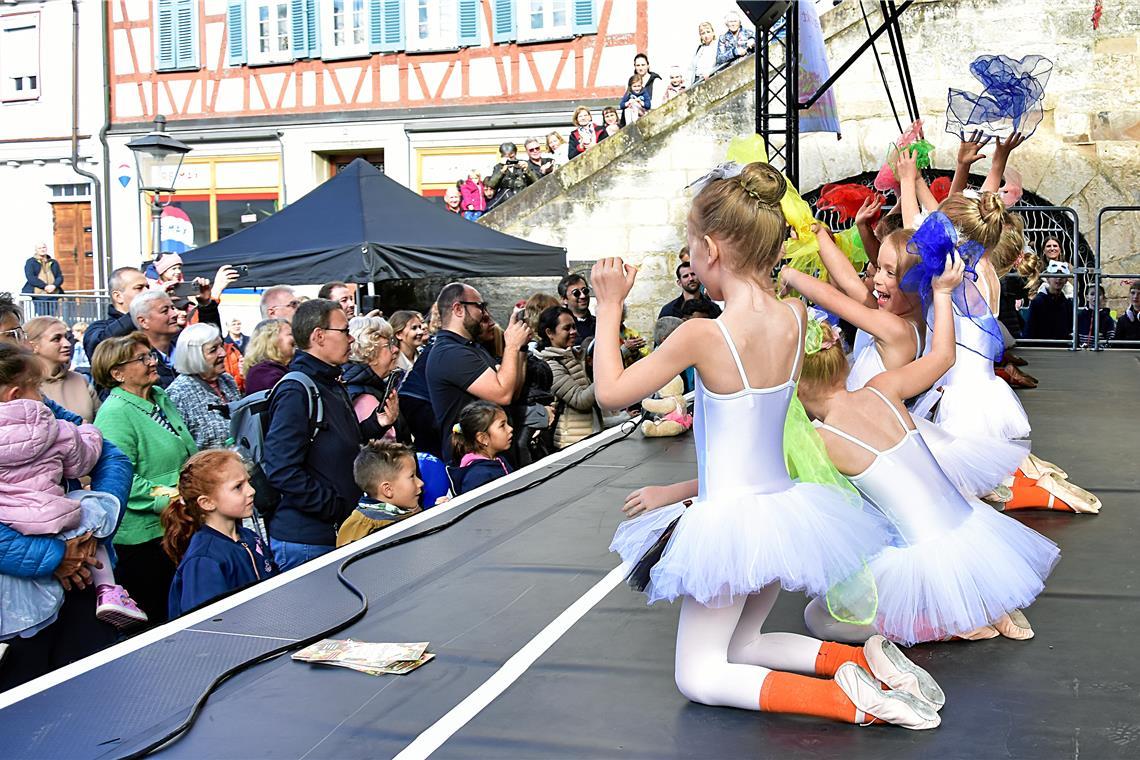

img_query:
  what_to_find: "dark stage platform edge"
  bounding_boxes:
[1,349,1137,760]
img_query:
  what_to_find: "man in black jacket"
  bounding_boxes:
[263,299,387,570]
[84,267,149,360]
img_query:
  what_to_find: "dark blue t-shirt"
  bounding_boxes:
[425,330,498,462]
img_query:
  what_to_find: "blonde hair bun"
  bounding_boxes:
[737,162,787,206]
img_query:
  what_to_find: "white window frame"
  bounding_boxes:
[247,0,293,66]
[320,0,369,59]
[0,11,41,103]
[517,0,571,43]
[405,0,458,53]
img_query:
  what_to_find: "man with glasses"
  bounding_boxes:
[260,284,300,321]
[84,267,150,361]
[524,138,553,178]
[426,283,531,464]
[261,299,389,570]
[558,273,596,346]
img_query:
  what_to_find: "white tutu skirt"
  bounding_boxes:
[936,370,1031,441]
[871,501,1060,646]
[610,483,891,607]
[915,418,1028,497]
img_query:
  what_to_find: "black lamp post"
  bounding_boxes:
[126,114,191,261]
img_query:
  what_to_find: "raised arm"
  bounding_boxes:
[896,149,921,228]
[871,254,964,399]
[949,130,989,196]
[915,173,939,215]
[591,258,701,409]
[781,266,913,344]
[982,132,1026,193]
[812,225,877,306]
[854,197,882,265]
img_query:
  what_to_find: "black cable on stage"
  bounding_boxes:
[859,0,903,133]
[114,416,646,759]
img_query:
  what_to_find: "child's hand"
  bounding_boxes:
[854,195,883,227]
[433,495,451,506]
[933,253,965,294]
[591,258,638,305]
[622,486,671,517]
[896,147,919,184]
[992,132,1026,161]
[956,129,990,167]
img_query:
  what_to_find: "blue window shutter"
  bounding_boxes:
[368,0,383,52]
[306,0,320,56]
[572,0,595,35]
[492,0,514,43]
[378,0,403,52]
[226,0,246,66]
[155,0,177,70]
[291,0,308,58]
[172,0,199,69]
[457,0,479,47]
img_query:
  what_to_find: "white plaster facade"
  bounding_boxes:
[0,0,107,295]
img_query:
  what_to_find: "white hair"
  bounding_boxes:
[348,315,393,364]
[129,290,171,327]
[260,284,296,319]
[173,322,222,375]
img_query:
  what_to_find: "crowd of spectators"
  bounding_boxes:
[0,256,697,691]
[440,14,755,217]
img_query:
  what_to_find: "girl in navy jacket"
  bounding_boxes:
[446,401,514,495]
[163,450,277,618]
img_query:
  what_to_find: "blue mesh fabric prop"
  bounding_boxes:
[946,54,1053,139]
[902,212,1004,362]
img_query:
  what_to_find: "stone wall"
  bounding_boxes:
[480,57,758,335]
[480,0,1140,327]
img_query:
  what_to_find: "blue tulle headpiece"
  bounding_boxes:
[945,54,1053,139]
[902,212,1003,362]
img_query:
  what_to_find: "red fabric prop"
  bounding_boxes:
[929,176,952,203]
[815,183,884,224]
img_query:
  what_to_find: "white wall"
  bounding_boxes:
[0,0,106,295]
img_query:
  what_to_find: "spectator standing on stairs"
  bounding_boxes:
[691,21,719,84]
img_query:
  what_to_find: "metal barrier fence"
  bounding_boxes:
[15,293,111,325]
[1093,205,1140,351]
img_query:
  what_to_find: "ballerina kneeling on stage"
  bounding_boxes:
[595,161,942,730]
[794,239,1059,646]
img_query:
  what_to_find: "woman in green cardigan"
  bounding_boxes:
[93,332,197,626]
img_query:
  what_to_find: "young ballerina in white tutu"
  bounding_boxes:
[780,220,1028,502]
[796,245,1060,646]
[595,162,942,730]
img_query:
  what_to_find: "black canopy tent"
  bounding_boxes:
[180,159,566,287]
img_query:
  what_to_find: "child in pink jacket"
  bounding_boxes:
[0,393,146,638]
[460,170,487,221]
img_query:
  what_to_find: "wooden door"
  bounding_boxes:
[51,202,94,292]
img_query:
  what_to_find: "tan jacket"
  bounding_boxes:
[539,344,600,450]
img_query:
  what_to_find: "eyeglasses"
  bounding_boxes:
[0,327,26,342]
[320,326,351,335]
[570,287,591,299]
[115,353,158,368]
[527,147,542,152]
[387,338,401,350]
[268,300,300,313]
[458,300,490,313]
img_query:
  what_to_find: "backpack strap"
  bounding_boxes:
[273,371,325,442]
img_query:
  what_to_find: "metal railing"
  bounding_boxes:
[1012,205,1084,351]
[1093,206,1140,351]
[15,292,111,325]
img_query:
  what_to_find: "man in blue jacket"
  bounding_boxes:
[262,300,387,571]
[0,295,134,688]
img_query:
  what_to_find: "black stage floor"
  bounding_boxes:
[1,349,1138,759]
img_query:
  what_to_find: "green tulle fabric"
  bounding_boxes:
[784,392,879,625]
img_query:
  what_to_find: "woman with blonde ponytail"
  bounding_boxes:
[164,450,277,618]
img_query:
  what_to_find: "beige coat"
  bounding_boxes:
[40,368,100,423]
[539,344,600,450]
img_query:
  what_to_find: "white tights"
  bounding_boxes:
[674,582,827,710]
[802,597,876,644]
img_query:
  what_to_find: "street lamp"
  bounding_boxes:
[126,114,191,261]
